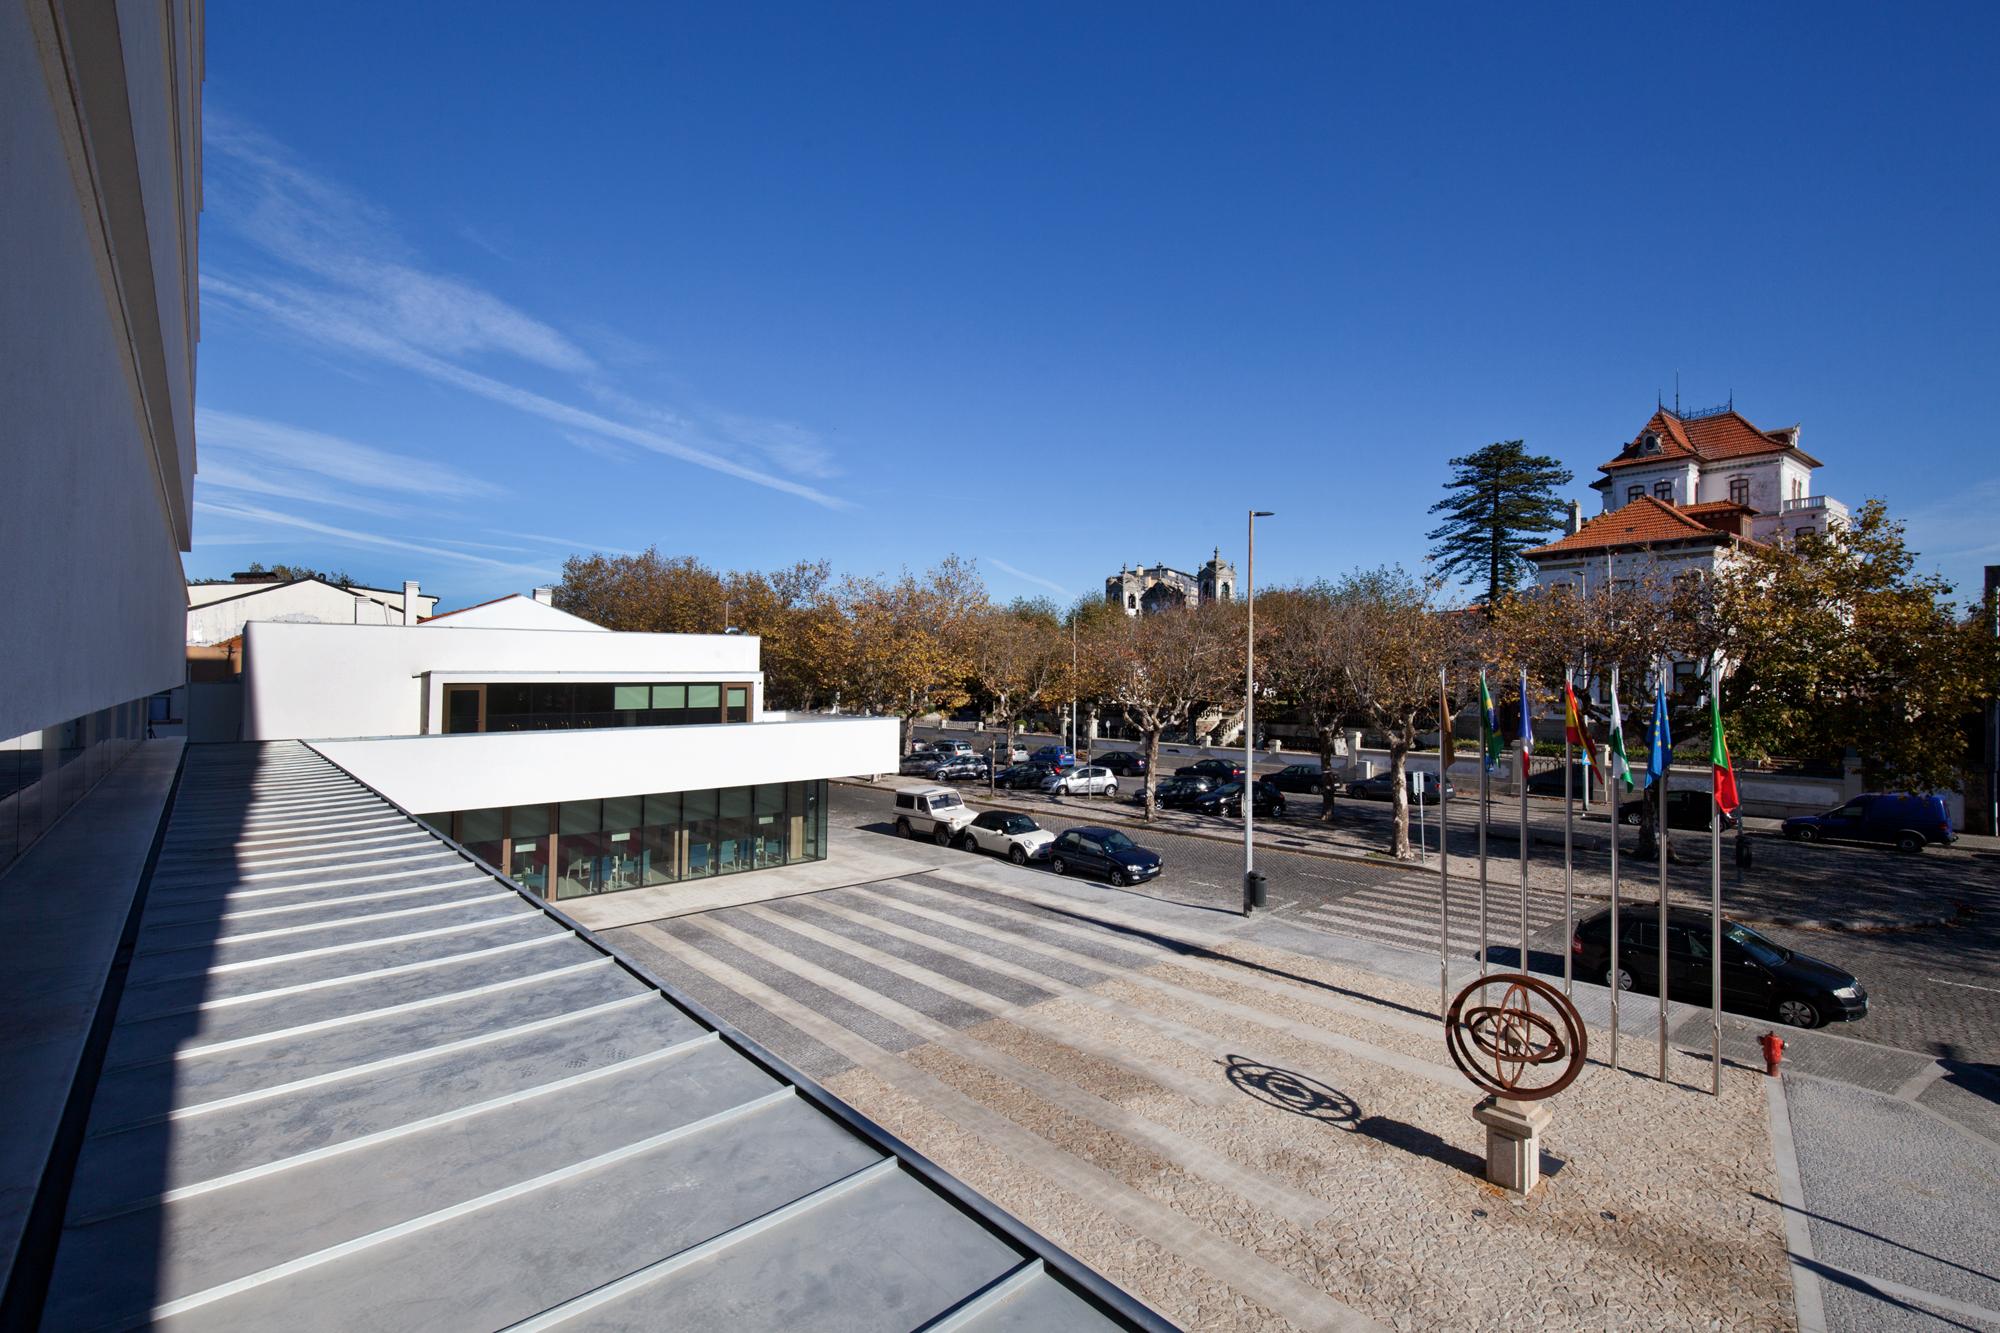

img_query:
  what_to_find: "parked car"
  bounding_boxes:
[1617,788,1739,831]
[1347,772,1455,802]
[997,741,1030,763]
[1094,751,1148,776]
[1050,826,1162,886]
[1030,745,1077,770]
[891,786,976,844]
[1264,763,1328,795]
[1573,904,1866,1029]
[1175,757,1245,783]
[1188,780,1287,818]
[1043,765,1118,797]
[994,763,1048,790]
[956,810,1054,864]
[1783,792,1956,853]
[924,737,975,757]
[1136,775,1215,809]
[937,753,991,782]
[899,751,954,777]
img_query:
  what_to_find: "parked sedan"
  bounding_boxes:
[1030,745,1077,770]
[1573,904,1865,1029]
[1617,788,1739,831]
[1175,758,1246,783]
[899,752,953,777]
[1049,826,1162,886]
[1043,765,1118,797]
[1188,780,1287,818]
[1135,775,1215,809]
[1266,763,1328,795]
[956,810,1054,864]
[1094,751,1148,776]
[993,763,1048,790]
[1347,773,1456,802]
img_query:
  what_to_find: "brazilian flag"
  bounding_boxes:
[1478,670,1503,772]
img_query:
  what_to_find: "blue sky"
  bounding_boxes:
[191,3,2000,610]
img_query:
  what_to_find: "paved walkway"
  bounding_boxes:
[616,837,1798,1331]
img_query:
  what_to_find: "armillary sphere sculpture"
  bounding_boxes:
[1445,972,1587,1102]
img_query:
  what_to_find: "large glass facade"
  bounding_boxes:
[0,695,149,878]
[448,681,756,734]
[420,779,827,901]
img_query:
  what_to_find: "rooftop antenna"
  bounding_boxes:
[1675,371,1680,415]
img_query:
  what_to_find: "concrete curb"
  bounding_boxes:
[1765,1076,1829,1333]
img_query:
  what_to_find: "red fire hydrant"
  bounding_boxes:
[1760,1031,1786,1077]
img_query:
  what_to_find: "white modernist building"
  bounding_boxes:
[241,595,896,902]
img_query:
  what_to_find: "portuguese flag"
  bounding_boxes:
[1479,670,1502,772]
[1710,683,1740,815]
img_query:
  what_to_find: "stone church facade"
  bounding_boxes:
[1104,549,1238,615]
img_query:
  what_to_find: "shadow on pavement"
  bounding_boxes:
[1222,1056,1489,1177]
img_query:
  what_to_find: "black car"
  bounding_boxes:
[1188,780,1287,818]
[1347,772,1455,802]
[1573,905,1865,1029]
[1049,826,1162,886]
[994,763,1047,790]
[1266,763,1328,795]
[1095,751,1148,776]
[1175,758,1246,782]
[1617,788,1739,831]
[1138,775,1216,809]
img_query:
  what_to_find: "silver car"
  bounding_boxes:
[1042,765,1118,797]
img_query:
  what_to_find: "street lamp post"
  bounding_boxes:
[1244,509,1274,915]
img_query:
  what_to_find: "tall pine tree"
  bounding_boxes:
[1425,441,1573,610]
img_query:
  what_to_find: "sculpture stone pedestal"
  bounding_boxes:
[1473,1095,1551,1194]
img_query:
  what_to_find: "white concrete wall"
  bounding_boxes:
[313,716,898,813]
[1,1,201,739]
[1601,462,1699,510]
[187,581,408,645]
[188,582,439,616]
[243,621,764,739]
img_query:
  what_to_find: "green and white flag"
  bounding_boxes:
[1607,664,1635,791]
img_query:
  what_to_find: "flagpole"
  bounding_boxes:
[1608,664,1622,1074]
[1710,651,1725,1097]
[1478,670,1491,977]
[1438,667,1451,1016]
[1657,657,1670,1084]
[1518,670,1530,977]
[1562,668,1575,995]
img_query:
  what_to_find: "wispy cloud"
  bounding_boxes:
[201,113,851,509]
[510,532,644,558]
[198,407,498,505]
[985,556,1072,599]
[196,499,557,579]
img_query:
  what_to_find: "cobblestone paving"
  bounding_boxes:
[615,859,1796,1331]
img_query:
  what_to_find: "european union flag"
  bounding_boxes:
[1646,669,1672,784]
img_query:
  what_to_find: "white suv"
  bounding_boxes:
[956,810,1054,864]
[1043,765,1117,797]
[892,786,976,844]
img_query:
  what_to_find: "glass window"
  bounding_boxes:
[1654,480,1673,500]
[1626,485,1643,504]
[684,789,719,877]
[614,685,650,710]
[602,794,644,891]
[642,791,680,885]
[689,684,722,713]
[1728,477,1749,506]
[726,686,749,723]
[458,807,504,867]
[753,783,787,868]
[556,800,606,900]
[559,800,601,835]
[652,684,686,709]
[506,803,551,897]
[486,684,534,730]
[717,786,752,874]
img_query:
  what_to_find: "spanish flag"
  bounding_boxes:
[1563,674,1607,786]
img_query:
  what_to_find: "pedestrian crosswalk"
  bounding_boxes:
[1291,870,1579,962]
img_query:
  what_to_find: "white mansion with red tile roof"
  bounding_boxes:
[1525,403,1849,590]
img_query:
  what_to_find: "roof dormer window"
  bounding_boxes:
[1637,431,1662,456]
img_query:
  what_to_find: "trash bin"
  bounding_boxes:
[1244,870,1267,913]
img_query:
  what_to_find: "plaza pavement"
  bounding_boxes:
[609,826,1812,1331]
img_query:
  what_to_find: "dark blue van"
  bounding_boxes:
[1782,792,1956,853]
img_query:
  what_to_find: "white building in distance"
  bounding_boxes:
[241,595,895,903]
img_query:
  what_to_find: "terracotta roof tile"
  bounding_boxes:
[1600,408,1809,472]
[1522,495,1734,557]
